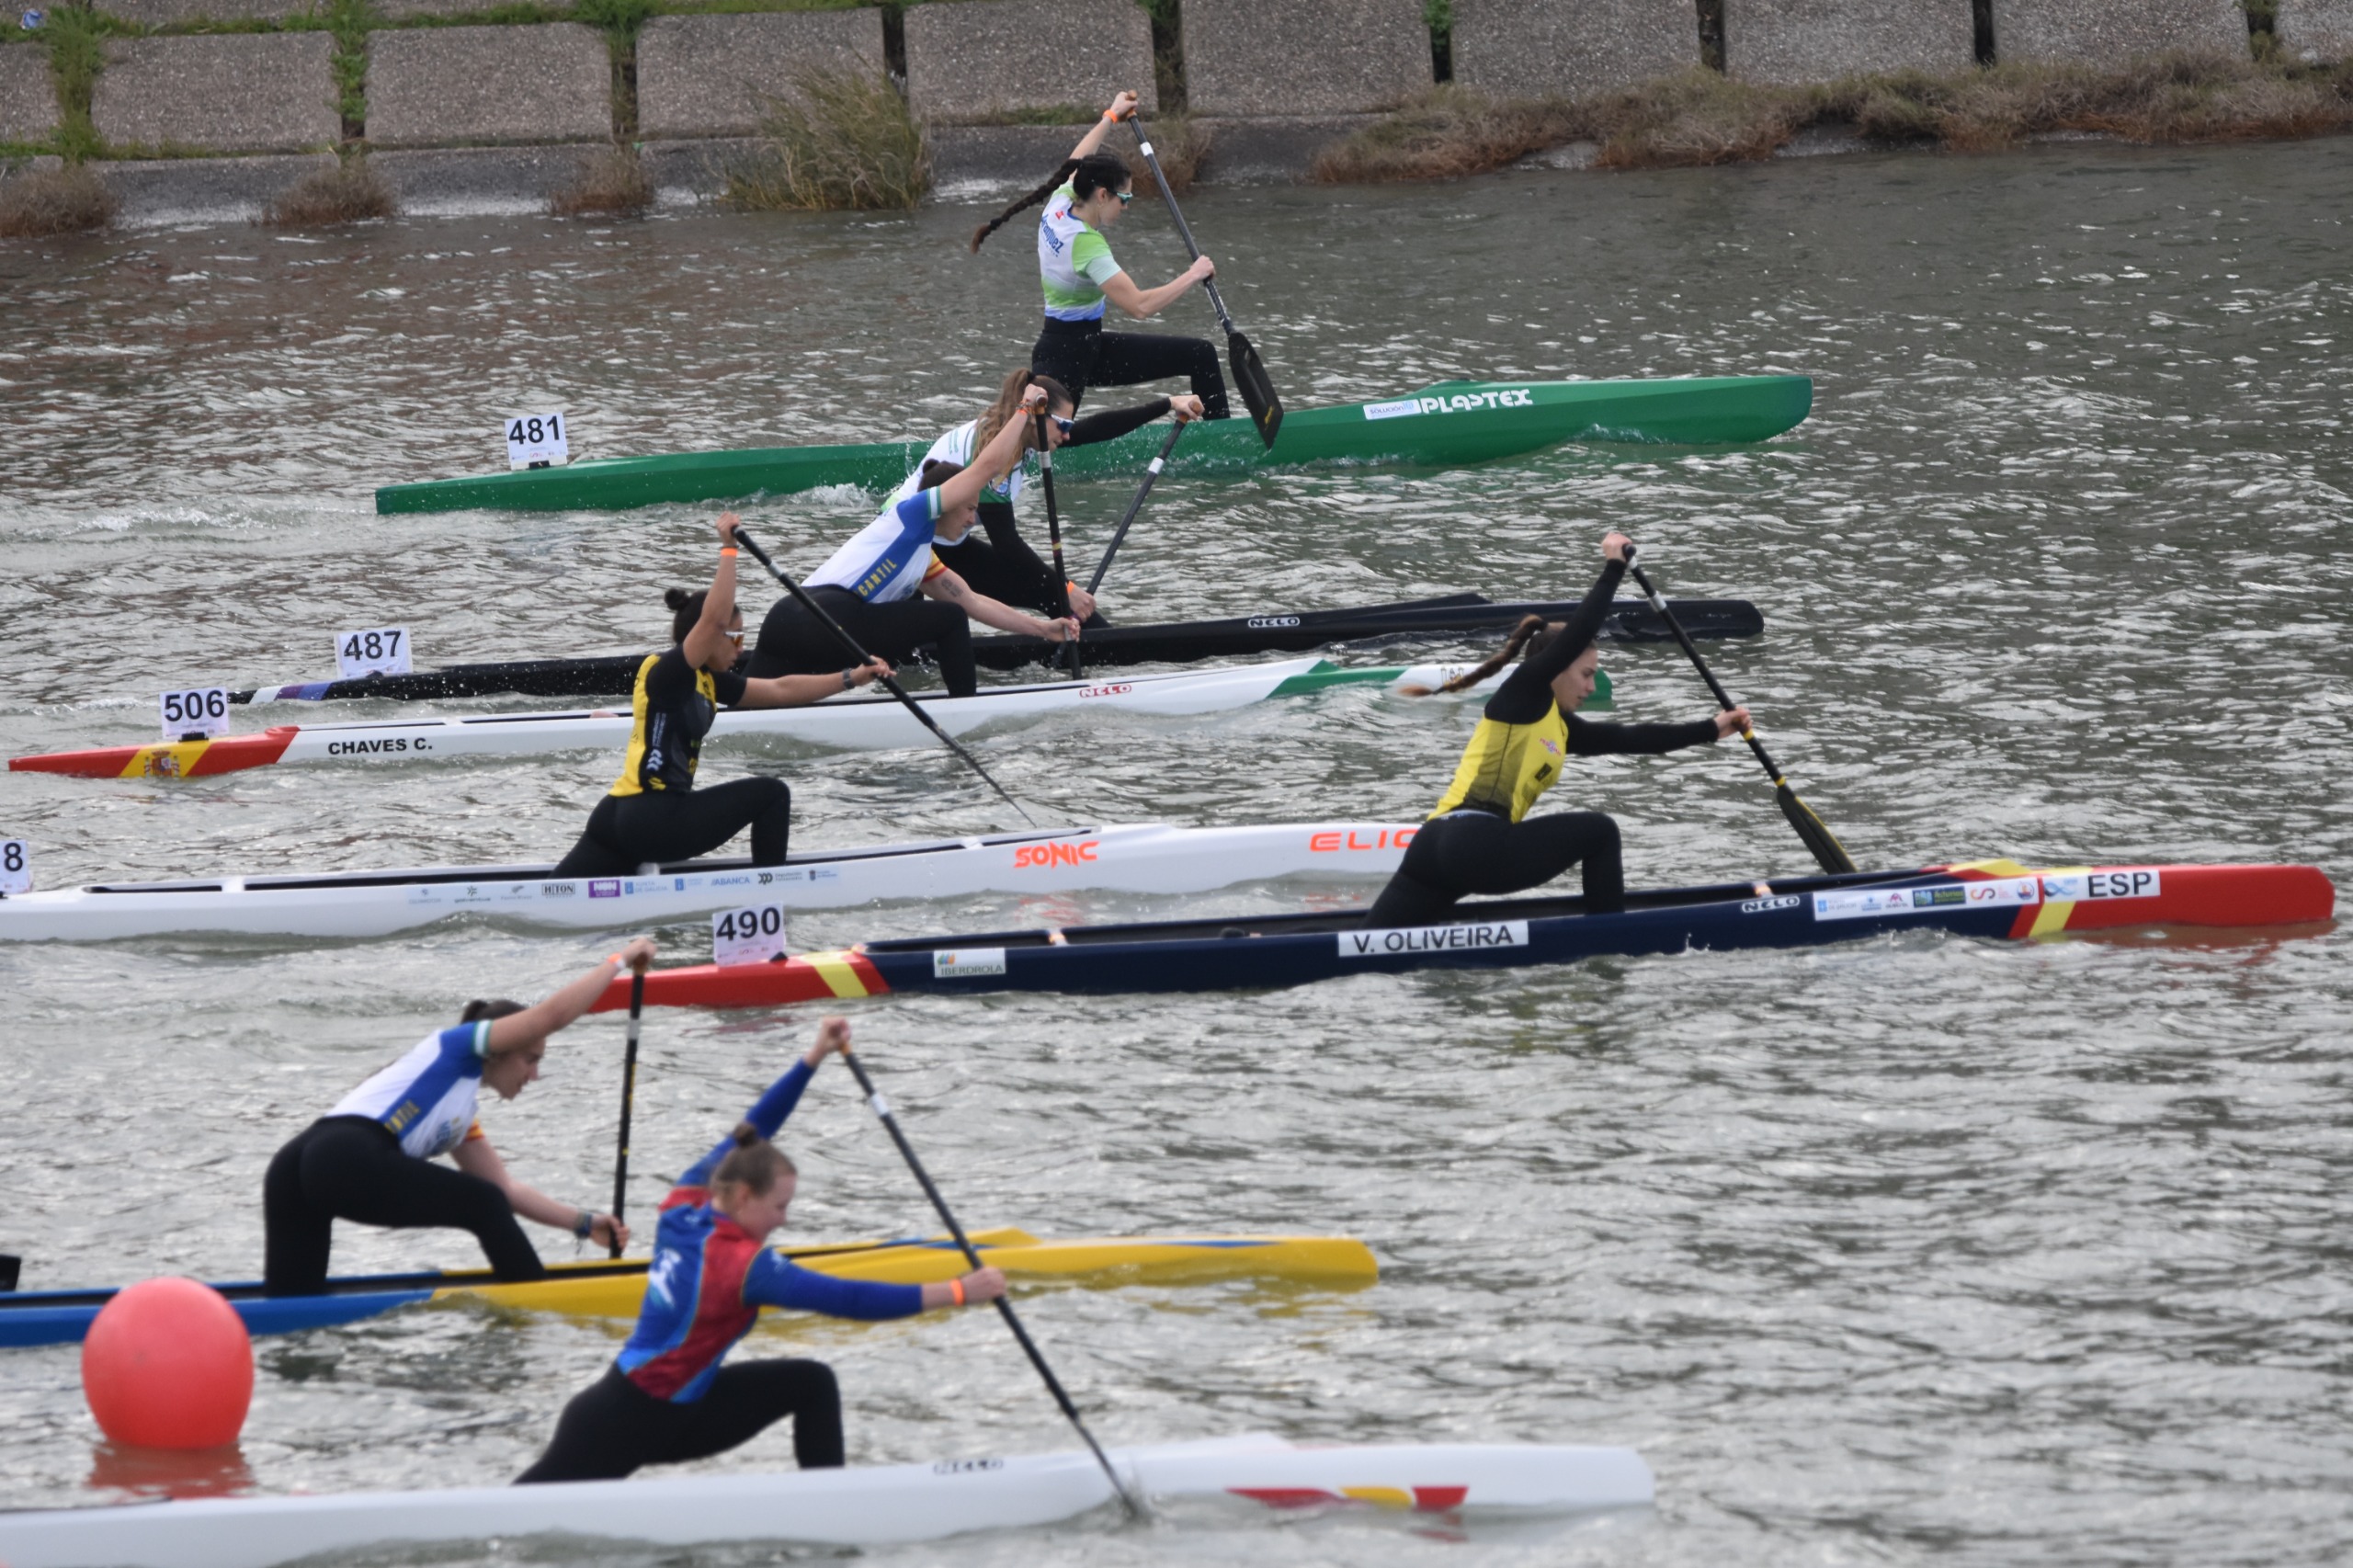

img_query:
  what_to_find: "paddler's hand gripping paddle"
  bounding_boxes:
[728,526,1038,828]
[1122,107,1283,447]
[838,1044,1144,1520]
[1622,544,1858,876]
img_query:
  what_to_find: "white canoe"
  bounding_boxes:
[0,821,1417,942]
[10,658,1461,780]
[0,1434,1654,1566]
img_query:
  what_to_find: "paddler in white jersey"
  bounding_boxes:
[746,382,1080,696]
[884,368,1203,628]
[968,90,1229,417]
[261,941,655,1297]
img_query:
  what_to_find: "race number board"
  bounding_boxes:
[159,687,231,742]
[712,903,788,968]
[0,839,28,896]
[336,628,414,679]
[504,412,570,470]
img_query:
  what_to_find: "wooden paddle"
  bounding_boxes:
[1622,546,1856,876]
[1124,112,1283,447]
[1065,420,1186,678]
[838,1042,1142,1520]
[608,957,647,1259]
[729,526,1038,828]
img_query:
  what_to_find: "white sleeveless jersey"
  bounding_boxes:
[329,1020,491,1160]
[886,420,1029,543]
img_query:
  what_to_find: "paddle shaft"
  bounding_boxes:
[608,969,645,1259]
[1030,412,1076,624]
[1124,122,1236,335]
[1624,552,1857,875]
[838,1047,1141,1519]
[729,528,1037,827]
[1066,421,1185,677]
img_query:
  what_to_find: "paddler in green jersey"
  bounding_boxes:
[969,90,1229,417]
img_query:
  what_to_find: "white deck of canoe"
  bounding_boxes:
[0,821,1412,941]
[0,1436,1654,1567]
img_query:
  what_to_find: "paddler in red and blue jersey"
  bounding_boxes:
[517,1017,1005,1483]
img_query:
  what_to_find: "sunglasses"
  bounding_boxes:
[1115,190,1133,205]
[1050,415,1074,436]
[724,629,745,642]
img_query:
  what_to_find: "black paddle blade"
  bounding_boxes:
[0,1254,18,1292]
[1227,330,1283,447]
[1777,781,1859,876]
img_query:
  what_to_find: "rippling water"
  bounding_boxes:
[2,138,2349,1566]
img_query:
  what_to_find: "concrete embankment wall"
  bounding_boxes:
[0,0,2336,222]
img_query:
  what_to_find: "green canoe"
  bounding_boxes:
[374,374,1812,516]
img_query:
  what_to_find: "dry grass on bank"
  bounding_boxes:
[262,159,396,228]
[724,65,931,211]
[551,145,654,218]
[1127,111,1211,194]
[0,164,118,239]
[1314,54,2353,182]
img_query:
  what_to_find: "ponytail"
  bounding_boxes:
[973,367,1074,451]
[1398,616,1555,697]
[968,151,1131,253]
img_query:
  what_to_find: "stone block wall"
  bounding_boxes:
[94,33,339,153]
[367,24,611,148]
[103,0,308,22]
[1727,0,1976,81]
[2276,0,2353,60]
[1989,0,2250,63]
[1184,0,1431,115]
[1,41,60,144]
[637,8,886,140]
[905,0,1154,123]
[1452,0,1699,98]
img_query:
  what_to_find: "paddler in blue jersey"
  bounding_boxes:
[1365,532,1748,927]
[883,367,1206,626]
[263,940,658,1296]
[517,1017,1005,1482]
[970,90,1229,418]
[746,381,1081,696]
[550,512,892,879]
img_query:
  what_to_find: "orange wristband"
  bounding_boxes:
[605,952,624,967]
[949,1278,966,1306]
[719,547,737,558]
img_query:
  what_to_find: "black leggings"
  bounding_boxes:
[551,778,790,879]
[1364,810,1624,928]
[1032,317,1229,418]
[263,1117,542,1298]
[934,506,1109,628]
[749,585,978,697]
[516,1361,844,1483]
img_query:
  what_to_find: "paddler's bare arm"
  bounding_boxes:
[1068,89,1138,160]
[734,660,892,710]
[485,937,655,1052]
[1101,257,1213,322]
[453,1138,629,1251]
[682,516,743,669]
[925,566,1080,642]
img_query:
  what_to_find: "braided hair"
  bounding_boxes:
[970,151,1132,254]
[1396,616,1562,697]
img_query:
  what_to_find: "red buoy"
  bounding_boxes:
[81,1277,253,1449]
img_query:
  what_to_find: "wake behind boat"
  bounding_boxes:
[0,1434,1654,1566]
[585,861,2337,1011]
[0,1229,1377,1348]
[230,595,1760,707]
[372,374,1812,515]
[0,821,1416,942]
[17,657,1521,781]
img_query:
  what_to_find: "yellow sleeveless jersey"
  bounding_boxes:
[610,651,734,799]
[1430,702,1570,823]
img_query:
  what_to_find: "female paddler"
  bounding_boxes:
[517,1017,1005,1483]
[1364,533,1750,927]
[970,90,1228,417]
[747,383,1081,697]
[881,368,1205,625]
[263,940,656,1296]
[551,513,888,879]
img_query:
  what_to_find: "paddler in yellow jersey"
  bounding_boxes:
[551,513,889,879]
[1363,532,1748,927]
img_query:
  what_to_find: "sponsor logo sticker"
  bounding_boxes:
[2040,869,2161,902]
[710,873,756,888]
[1362,398,1422,421]
[1014,839,1100,869]
[1246,615,1303,630]
[588,880,620,899]
[539,881,577,898]
[1741,894,1802,914]
[1812,876,2040,922]
[933,1458,1005,1474]
[1338,920,1529,957]
[1078,683,1134,699]
[933,948,1007,979]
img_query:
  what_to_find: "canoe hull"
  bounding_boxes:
[372,376,1812,515]
[0,1437,1653,1566]
[0,822,1415,943]
[586,863,2337,1011]
[0,1233,1379,1348]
